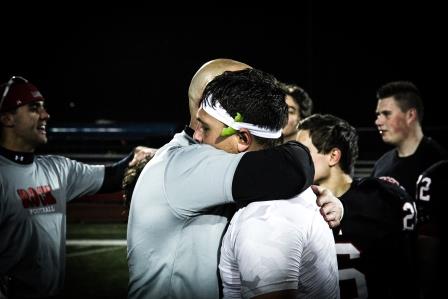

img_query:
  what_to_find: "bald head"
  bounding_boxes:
[188,58,251,127]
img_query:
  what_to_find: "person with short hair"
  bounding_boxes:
[0,76,151,298]
[126,61,343,299]
[372,81,447,197]
[280,83,313,142]
[297,113,418,298]
[217,73,339,299]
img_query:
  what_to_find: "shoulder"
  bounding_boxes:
[421,159,448,177]
[376,149,396,163]
[422,137,448,157]
[242,189,318,227]
[351,177,412,204]
[373,150,397,171]
[167,142,244,167]
[418,160,448,198]
[167,131,197,148]
[36,154,73,166]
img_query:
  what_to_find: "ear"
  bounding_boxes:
[0,113,15,128]
[236,128,252,153]
[328,147,341,167]
[406,107,418,124]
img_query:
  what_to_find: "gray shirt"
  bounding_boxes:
[0,154,104,297]
[127,132,244,299]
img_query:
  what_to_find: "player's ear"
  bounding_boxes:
[406,107,418,124]
[236,129,251,153]
[328,147,341,167]
[0,112,15,128]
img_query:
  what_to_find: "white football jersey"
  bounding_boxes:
[219,187,340,299]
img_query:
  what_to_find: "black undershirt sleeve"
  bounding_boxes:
[98,152,134,193]
[232,141,314,203]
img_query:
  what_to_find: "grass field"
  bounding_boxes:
[62,223,128,299]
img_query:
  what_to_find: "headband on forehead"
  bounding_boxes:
[201,95,282,139]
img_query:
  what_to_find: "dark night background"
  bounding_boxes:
[2,5,446,297]
[2,4,447,158]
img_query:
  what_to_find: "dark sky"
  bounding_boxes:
[2,4,446,133]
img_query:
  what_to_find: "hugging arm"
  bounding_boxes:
[232,141,314,202]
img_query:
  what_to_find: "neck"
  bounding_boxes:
[397,125,423,157]
[318,168,352,197]
[247,141,266,152]
[0,139,35,153]
[189,118,198,130]
[283,133,297,143]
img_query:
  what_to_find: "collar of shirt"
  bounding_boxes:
[0,146,35,164]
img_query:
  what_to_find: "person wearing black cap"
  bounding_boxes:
[0,76,152,298]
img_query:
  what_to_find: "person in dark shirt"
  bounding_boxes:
[372,81,447,198]
[415,160,448,298]
[297,113,418,298]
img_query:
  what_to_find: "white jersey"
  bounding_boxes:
[127,132,244,299]
[219,187,340,299]
[0,153,104,298]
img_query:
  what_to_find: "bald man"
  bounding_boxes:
[126,59,342,299]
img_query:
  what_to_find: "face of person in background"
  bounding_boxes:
[296,129,330,184]
[282,95,301,142]
[375,97,411,146]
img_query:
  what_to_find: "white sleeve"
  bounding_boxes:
[47,156,105,201]
[165,143,244,214]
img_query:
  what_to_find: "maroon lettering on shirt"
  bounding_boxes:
[17,185,57,208]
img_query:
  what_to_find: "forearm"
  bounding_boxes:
[98,152,133,193]
[232,141,314,203]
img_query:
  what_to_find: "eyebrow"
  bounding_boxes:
[196,117,209,127]
[375,109,391,115]
[28,101,45,107]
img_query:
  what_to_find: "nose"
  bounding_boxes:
[193,128,203,143]
[374,115,382,127]
[40,108,50,120]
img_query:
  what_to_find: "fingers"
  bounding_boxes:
[129,146,157,167]
[311,184,323,196]
[312,185,331,207]
[320,207,341,228]
[313,184,343,228]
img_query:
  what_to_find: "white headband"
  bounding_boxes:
[201,95,282,139]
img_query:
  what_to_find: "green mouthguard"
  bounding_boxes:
[220,112,244,137]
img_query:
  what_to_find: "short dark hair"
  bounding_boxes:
[298,114,359,175]
[202,68,287,148]
[280,83,313,119]
[377,81,424,123]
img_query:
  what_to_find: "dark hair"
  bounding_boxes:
[376,81,424,123]
[280,83,313,119]
[298,114,358,175]
[202,68,287,148]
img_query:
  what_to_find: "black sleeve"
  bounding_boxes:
[232,141,314,203]
[98,152,134,193]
